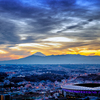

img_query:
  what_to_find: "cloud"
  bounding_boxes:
[0,18,20,44]
[42,37,76,42]
[0,0,100,58]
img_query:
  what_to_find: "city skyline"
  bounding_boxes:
[0,0,100,61]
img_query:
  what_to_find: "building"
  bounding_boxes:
[0,94,11,100]
[61,83,100,99]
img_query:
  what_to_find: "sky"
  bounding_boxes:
[0,0,100,60]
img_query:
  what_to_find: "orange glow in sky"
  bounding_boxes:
[0,0,100,61]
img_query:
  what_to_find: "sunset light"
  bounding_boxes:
[0,0,100,61]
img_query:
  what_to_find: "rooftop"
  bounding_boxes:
[62,83,100,91]
[74,83,100,88]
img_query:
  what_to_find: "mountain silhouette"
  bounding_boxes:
[0,53,100,64]
[33,52,46,56]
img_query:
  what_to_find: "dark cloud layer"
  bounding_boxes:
[0,0,100,55]
[0,18,20,44]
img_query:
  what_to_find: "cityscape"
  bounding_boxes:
[0,0,100,100]
[0,64,100,100]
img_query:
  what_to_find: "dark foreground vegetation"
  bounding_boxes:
[10,73,69,83]
[0,72,8,82]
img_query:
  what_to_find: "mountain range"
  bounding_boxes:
[0,52,100,64]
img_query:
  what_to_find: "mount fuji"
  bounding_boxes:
[0,52,100,64]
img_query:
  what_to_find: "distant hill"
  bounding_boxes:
[0,52,100,64]
[33,52,46,56]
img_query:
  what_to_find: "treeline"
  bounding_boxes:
[10,73,69,83]
[0,72,8,82]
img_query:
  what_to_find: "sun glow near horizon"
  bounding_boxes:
[0,48,100,61]
[0,36,100,61]
[0,37,100,61]
[0,0,100,60]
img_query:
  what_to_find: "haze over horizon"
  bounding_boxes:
[0,0,100,61]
